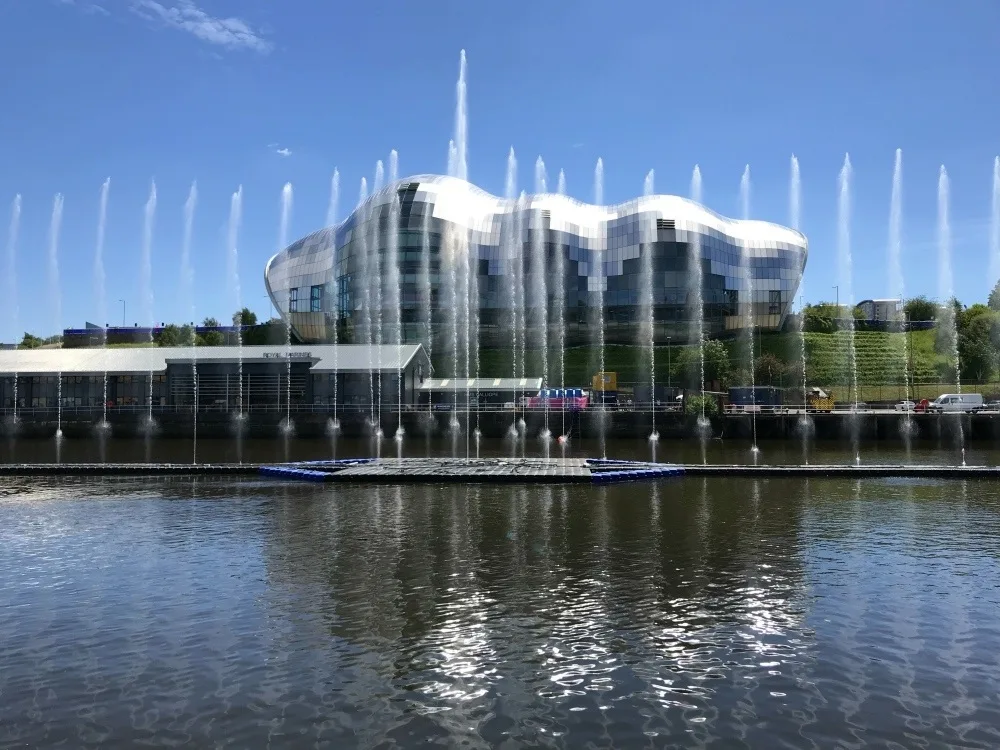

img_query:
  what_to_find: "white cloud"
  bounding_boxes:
[129,0,272,53]
[276,147,292,157]
[572,142,585,149]
[56,0,110,16]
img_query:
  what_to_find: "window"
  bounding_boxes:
[289,287,300,312]
[768,291,781,315]
[310,285,324,312]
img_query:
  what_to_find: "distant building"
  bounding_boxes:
[855,299,902,323]
[62,323,246,348]
[0,345,430,410]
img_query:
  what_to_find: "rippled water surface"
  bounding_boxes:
[2,476,1000,748]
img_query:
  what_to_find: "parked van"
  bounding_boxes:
[928,393,984,413]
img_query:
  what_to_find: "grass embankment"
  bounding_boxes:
[455,329,991,400]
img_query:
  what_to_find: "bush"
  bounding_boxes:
[684,394,719,417]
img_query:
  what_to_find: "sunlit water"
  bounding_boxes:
[2,474,1000,747]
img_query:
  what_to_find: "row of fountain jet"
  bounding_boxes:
[3,48,1000,466]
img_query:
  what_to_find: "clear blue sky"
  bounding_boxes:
[1,0,998,341]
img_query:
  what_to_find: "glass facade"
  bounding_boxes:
[265,175,808,347]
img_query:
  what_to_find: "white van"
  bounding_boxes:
[928,393,984,413]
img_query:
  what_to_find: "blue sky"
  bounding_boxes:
[0,0,998,340]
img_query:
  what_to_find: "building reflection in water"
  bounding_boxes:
[257,477,816,741]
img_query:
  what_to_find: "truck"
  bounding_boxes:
[728,386,782,410]
[807,387,835,412]
[927,393,984,413]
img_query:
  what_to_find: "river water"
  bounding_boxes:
[2,473,1000,747]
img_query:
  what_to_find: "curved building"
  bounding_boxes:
[266,174,807,355]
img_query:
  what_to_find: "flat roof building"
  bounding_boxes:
[0,344,431,412]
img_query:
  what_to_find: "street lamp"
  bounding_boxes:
[833,286,839,318]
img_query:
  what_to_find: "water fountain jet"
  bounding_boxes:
[181,182,198,463]
[593,158,606,458]
[47,194,64,439]
[140,181,157,433]
[5,194,21,434]
[738,166,759,458]
[938,165,965,465]
[94,178,110,433]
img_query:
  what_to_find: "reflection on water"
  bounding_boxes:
[2,477,1000,746]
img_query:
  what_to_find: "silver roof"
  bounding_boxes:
[0,344,427,376]
[420,377,543,391]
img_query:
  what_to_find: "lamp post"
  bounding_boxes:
[833,286,839,319]
[119,299,125,327]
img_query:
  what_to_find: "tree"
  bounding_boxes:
[233,308,257,327]
[754,352,786,386]
[197,316,224,346]
[18,332,43,349]
[802,303,838,333]
[703,339,732,388]
[684,393,719,417]
[958,312,995,382]
[989,280,1000,312]
[156,324,183,347]
[671,339,733,390]
[904,296,937,322]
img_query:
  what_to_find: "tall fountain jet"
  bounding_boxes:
[389,149,399,185]
[372,162,385,432]
[94,179,111,444]
[789,155,811,462]
[593,157,606,458]
[387,178,404,448]
[689,165,708,455]
[531,157,549,418]
[94,178,110,338]
[47,194,64,439]
[451,51,476,452]
[5,194,21,431]
[326,168,340,229]
[937,166,959,387]
[938,165,965,465]
[504,148,520,380]
[640,170,657,443]
[643,169,654,197]
[227,186,246,457]
[837,155,858,408]
[991,156,1000,290]
[738,166,759,456]
[327,168,341,440]
[356,178,377,424]
[182,182,198,463]
[740,165,751,222]
[837,154,861,465]
[888,150,910,403]
[141,181,157,432]
[554,170,567,440]
[279,182,294,437]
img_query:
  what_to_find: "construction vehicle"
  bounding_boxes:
[807,387,835,412]
[591,371,618,405]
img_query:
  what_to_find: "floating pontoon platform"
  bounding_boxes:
[258,457,685,484]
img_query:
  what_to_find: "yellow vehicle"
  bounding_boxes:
[807,387,835,412]
[591,371,617,392]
